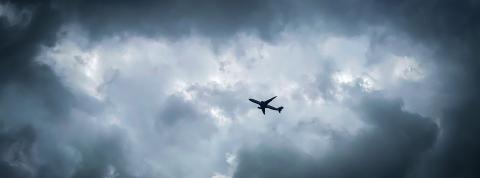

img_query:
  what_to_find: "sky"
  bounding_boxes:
[1,0,480,178]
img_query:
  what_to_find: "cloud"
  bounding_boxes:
[1,0,480,178]
[0,2,32,27]
[52,0,296,41]
[234,93,438,178]
[0,126,36,178]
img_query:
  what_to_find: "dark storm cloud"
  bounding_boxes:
[2,0,480,178]
[67,134,131,178]
[53,0,295,41]
[1,0,58,82]
[234,94,438,178]
[231,0,480,177]
[308,1,480,178]
[0,1,132,178]
[0,1,73,176]
[134,0,480,177]
[0,126,35,178]
[35,130,132,178]
[0,0,73,122]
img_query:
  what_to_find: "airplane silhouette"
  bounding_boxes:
[249,96,284,115]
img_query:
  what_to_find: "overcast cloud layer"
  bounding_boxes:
[1,0,480,178]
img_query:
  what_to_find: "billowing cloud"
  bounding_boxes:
[1,0,480,178]
[234,94,438,178]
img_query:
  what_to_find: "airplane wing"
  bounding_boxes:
[264,96,277,104]
[262,107,265,115]
[249,99,261,105]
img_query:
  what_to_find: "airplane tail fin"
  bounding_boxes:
[278,106,284,113]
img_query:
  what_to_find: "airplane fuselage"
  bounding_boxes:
[249,97,284,115]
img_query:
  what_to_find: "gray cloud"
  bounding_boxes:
[0,1,73,176]
[0,126,36,178]
[234,93,438,178]
[314,1,480,177]
[52,0,295,41]
[1,0,480,178]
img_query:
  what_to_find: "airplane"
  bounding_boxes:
[249,96,284,115]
